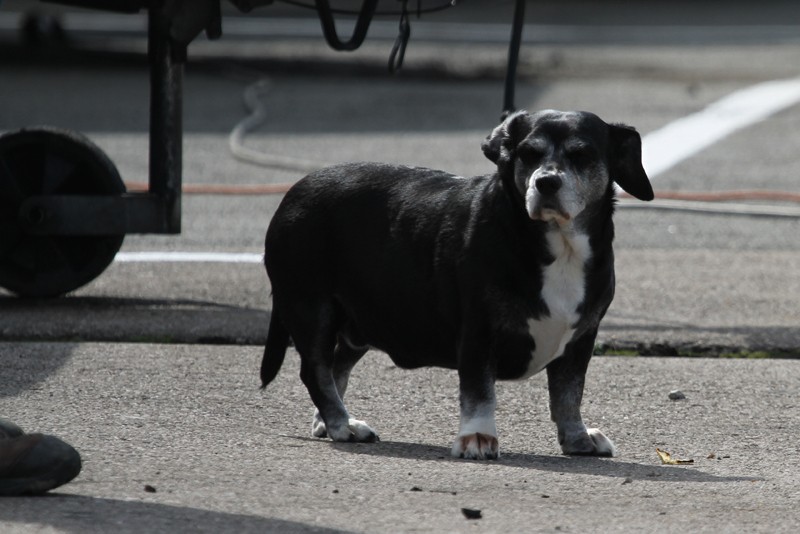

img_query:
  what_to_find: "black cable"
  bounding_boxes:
[388,0,411,72]
[502,0,525,118]
[314,0,379,50]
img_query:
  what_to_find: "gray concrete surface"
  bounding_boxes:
[1,1,799,532]
[1,342,799,532]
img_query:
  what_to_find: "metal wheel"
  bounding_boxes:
[0,127,126,298]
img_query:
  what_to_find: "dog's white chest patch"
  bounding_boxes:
[524,230,591,377]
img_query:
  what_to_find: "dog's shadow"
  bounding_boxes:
[318,438,757,484]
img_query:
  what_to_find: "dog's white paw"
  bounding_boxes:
[560,427,616,457]
[587,428,616,457]
[311,410,328,438]
[451,433,499,460]
[345,418,379,443]
[313,413,379,443]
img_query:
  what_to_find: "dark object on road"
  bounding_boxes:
[668,389,686,400]
[461,508,482,520]
[261,110,653,460]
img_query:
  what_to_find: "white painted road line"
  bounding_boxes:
[641,76,800,178]
[115,77,800,264]
[114,252,263,264]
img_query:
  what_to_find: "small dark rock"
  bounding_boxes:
[144,485,157,493]
[461,508,482,520]
[622,477,633,485]
[410,486,423,492]
[668,390,686,400]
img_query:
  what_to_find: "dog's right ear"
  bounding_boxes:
[482,110,530,167]
[608,123,654,201]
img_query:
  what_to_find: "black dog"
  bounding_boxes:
[261,110,653,459]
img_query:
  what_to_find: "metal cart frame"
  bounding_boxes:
[1,0,526,297]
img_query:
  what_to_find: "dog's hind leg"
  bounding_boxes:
[311,337,371,440]
[294,307,377,443]
[546,329,616,457]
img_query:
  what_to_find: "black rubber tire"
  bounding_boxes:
[0,127,126,298]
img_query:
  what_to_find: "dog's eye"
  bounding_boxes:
[517,147,543,165]
[566,147,596,168]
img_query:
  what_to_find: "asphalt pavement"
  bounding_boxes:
[1,1,799,532]
[1,343,799,532]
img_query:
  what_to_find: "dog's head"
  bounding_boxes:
[482,110,653,225]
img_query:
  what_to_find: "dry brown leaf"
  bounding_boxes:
[656,448,694,465]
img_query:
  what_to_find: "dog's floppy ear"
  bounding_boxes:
[482,110,530,167]
[608,123,654,201]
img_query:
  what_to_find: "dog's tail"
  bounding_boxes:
[261,307,290,389]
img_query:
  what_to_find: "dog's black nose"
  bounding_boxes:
[535,175,563,196]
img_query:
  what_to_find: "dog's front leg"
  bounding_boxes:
[546,329,616,457]
[451,360,499,460]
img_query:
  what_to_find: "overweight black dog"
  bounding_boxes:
[261,110,653,460]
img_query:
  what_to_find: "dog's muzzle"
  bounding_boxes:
[527,174,571,222]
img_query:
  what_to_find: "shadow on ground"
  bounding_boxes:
[0,494,349,534]
[0,296,269,345]
[325,438,759,484]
